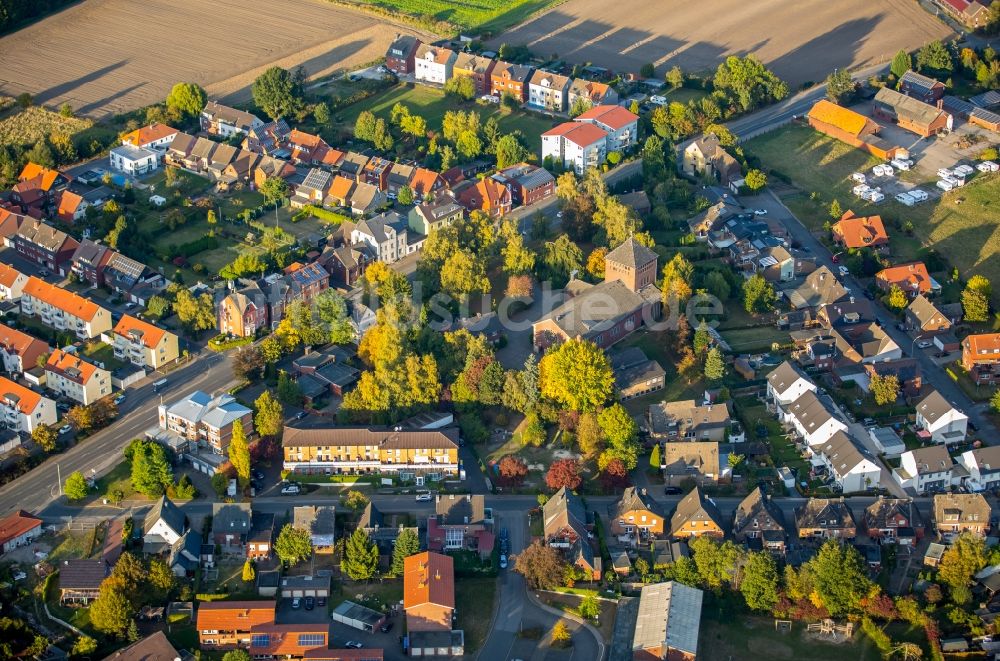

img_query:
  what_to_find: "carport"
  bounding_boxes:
[331,600,385,632]
[280,574,330,598]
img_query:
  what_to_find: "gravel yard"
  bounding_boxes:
[0,0,423,117]
[490,0,950,86]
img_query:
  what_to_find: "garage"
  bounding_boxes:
[331,600,385,633]
[279,574,330,599]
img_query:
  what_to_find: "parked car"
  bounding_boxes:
[345,642,363,649]
[664,486,683,495]
[415,491,432,502]
[380,622,394,633]
[113,393,126,405]
[917,340,933,349]
[295,410,308,420]
[291,597,301,609]
[281,484,301,495]
[317,596,326,607]
[59,425,73,435]
[753,208,768,216]
[500,555,508,569]
[304,597,315,610]
[838,265,850,277]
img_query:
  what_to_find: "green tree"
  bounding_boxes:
[578,594,600,619]
[938,532,986,604]
[963,275,991,322]
[514,541,568,590]
[713,55,788,112]
[222,651,251,661]
[354,110,377,142]
[341,527,379,581]
[539,338,614,412]
[130,440,174,497]
[825,68,856,104]
[342,489,369,511]
[690,536,745,589]
[277,370,304,406]
[649,443,661,470]
[64,471,88,501]
[440,249,490,299]
[495,133,530,169]
[173,289,216,331]
[916,40,953,75]
[252,66,303,120]
[89,583,131,636]
[275,524,313,565]
[741,551,780,612]
[807,538,873,615]
[149,557,175,592]
[704,271,731,301]
[26,139,55,169]
[147,295,170,317]
[242,559,256,583]
[992,388,1000,414]
[314,289,354,344]
[502,227,536,275]
[661,252,695,304]
[166,82,207,117]
[829,198,842,219]
[32,424,58,453]
[640,62,656,78]
[886,285,908,311]
[744,169,767,191]
[597,403,639,469]
[891,49,913,78]
[543,234,584,282]
[551,620,571,647]
[72,636,98,657]
[397,185,414,206]
[389,528,421,577]
[870,373,900,406]
[743,274,776,314]
[665,65,685,89]
[228,420,251,487]
[704,346,725,381]
[254,390,284,439]
[313,102,330,125]
[444,75,476,100]
[260,176,289,205]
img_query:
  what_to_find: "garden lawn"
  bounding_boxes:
[454,577,497,653]
[735,398,809,480]
[747,124,1000,305]
[82,340,129,372]
[719,326,790,353]
[340,0,558,33]
[93,459,139,503]
[335,84,556,152]
[699,613,885,660]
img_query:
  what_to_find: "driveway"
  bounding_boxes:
[757,190,999,443]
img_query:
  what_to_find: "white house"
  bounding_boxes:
[915,389,968,445]
[350,211,410,264]
[574,105,640,151]
[0,376,57,433]
[958,445,1000,493]
[142,495,187,552]
[894,445,954,494]
[766,361,816,407]
[541,122,608,175]
[780,390,848,447]
[815,431,881,493]
[414,44,456,86]
[0,264,28,301]
[44,349,111,406]
[109,144,158,176]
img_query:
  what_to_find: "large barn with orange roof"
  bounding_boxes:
[806,100,904,160]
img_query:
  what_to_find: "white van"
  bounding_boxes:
[891,158,912,171]
[649,95,668,106]
[872,165,886,177]
[851,172,866,183]
[937,168,953,179]
[937,179,954,192]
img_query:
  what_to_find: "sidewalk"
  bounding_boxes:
[525,590,606,661]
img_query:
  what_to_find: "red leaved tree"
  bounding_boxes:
[600,458,630,491]
[497,455,528,487]
[545,459,582,491]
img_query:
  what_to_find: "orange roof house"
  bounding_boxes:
[0,263,29,300]
[0,375,43,416]
[0,323,50,373]
[409,168,447,199]
[55,191,86,224]
[121,123,179,148]
[807,100,902,161]
[197,600,276,649]
[22,277,102,321]
[248,623,329,657]
[114,315,166,349]
[18,163,62,191]
[832,211,889,250]
[326,175,357,207]
[46,348,100,382]
[404,551,455,633]
[455,178,511,219]
[962,333,1000,384]
[875,262,937,297]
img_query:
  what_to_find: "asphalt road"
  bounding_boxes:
[0,351,237,518]
[753,191,998,441]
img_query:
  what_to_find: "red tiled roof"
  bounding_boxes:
[832,211,889,248]
[121,123,178,147]
[543,121,608,147]
[404,551,455,610]
[964,333,1000,355]
[46,348,101,384]
[0,375,43,415]
[0,263,25,289]
[410,168,444,196]
[114,314,168,349]
[196,600,276,631]
[0,322,49,361]
[56,191,85,223]
[876,262,933,294]
[0,510,42,547]
[249,623,328,657]
[18,163,62,191]
[23,277,103,321]
[575,104,638,130]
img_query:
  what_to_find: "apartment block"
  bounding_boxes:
[20,277,112,339]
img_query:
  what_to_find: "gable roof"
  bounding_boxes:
[0,376,44,415]
[409,168,444,196]
[906,444,953,475]
[0,322,48,361]
[575,104,638,130]
[899,70,946,95]
[282,424,459,450]
[543,486,588,537]
[875,86,949,127]
[795,498,856,529]
[18,163,63,191]
[202,101,262,130]
[917,389,961,425]
[877,262,933,293]
[832,211,888,248]
[196,600,275,631]
[114,314,169,349]
[46,348,102,385]
[293,505,336,537]
[933,493,990,525]
[542,121,608,147]
[16,220,77,253]
[55,191,85,221]
[670,487,723,531]
[767,360,811,394]
[733,486,784,534]
[633,581,703,656]
[783,266,848,309]
[121,123,179,147]
[907,294,949,328]
[611,487,664,520]
[59,558,109,589]
[807,100,872,136]
[661,441,720,476]
[816,431,876,479]
[23,277,102,321]
[528,69,571,89]
[212,502,252,534]
[144,495,185,537]
[435,494,487,526]
[0,510,42,547]
[785,390,839,433]
[606,236,657,270]
[102,630,180,661]
[964,333,1000,357]
[404,551,454,610]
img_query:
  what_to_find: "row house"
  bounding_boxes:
[732,486,787,553]
[894,445,954,494]
[0,263,28,301]
[427,494,493,559]
[864,497,924,545]
[766,360,816,408]
[362,156,393,191]
[491,163,555,206]
[454,177,511,219]
[290,168,334,208]
[962,333,1000,385]
[958,445,1000,493]
[197,599,276,649]
[200,101,264,138]
[453,53,496,96]
[490,61,534,102]
[410,167,447,199]
[338,151,370,179]
[45,348,111,406]
[542,487,600,580]
[253,155,297,188]
[813,431,881,493]
[669,487,725,540]
[281,424,460,479]
[0,323,50,375]
[157,390,255,455]
[0,375,57,433]
[609,487,665,546]
[778,389,848,447]
[528,70,571,112]
[70,239,112,287]
[914,389,968,444]
[13,220,79,275]
[408,198,464,236]
[248,623,331,659]
[103,252,164,302]
[414,44,456,85]
[567,78,619,109]
[385,34,422,74]
[241,118,290,155]
[933,493,990,540]
[112,314,180,370]
[20,277,112,339]
[795,497,857,539]
[387,162,416,194]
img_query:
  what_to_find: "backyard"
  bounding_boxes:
[454,576,498,652]
[332,84,557,152]
[747,123,1000,305]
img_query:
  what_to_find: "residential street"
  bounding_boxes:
[0,350,237,518]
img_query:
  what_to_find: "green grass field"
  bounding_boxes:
[336,84,556,152]
[340,0,558,33]
[746,124,1000,304]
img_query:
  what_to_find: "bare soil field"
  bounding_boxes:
[0,0,419,118]
[491,0,950,85]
